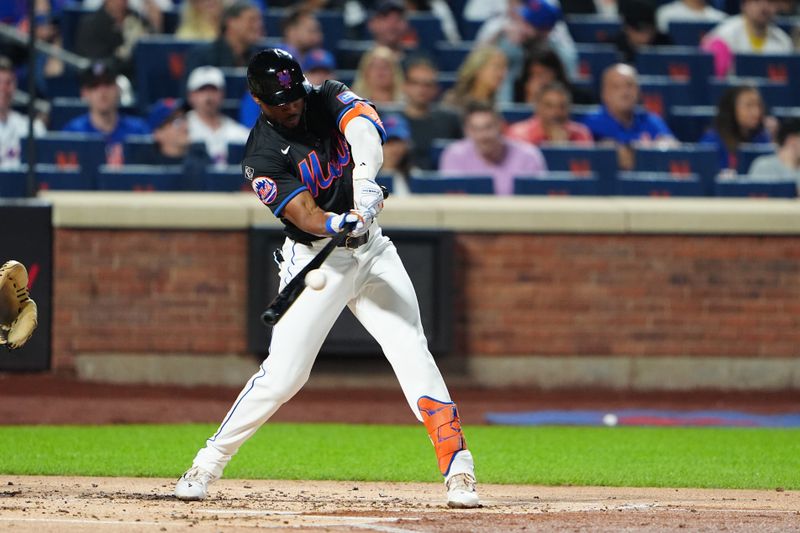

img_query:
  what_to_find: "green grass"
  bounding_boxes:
[1,423,798,490]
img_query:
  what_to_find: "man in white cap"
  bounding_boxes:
[185,65,250,168]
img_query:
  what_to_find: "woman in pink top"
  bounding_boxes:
[507,82,594,146]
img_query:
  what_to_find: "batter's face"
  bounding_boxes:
[261,97,306,129]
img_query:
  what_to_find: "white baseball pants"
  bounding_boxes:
[191,225,475,481]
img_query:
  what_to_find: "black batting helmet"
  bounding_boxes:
[247,48,312,106]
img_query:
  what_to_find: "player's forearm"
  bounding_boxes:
[344,116,384,181]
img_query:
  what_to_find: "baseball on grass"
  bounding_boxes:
[305,269,327,290]
[602,413,618,427]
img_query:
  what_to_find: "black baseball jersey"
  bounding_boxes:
[242,80,386,243]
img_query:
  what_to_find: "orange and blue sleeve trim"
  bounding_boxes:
[337,101,387,144]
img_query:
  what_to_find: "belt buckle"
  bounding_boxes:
[344,235,357,249]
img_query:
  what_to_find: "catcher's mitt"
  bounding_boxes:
[0,260,38,350]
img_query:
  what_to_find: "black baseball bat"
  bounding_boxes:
[260,221,356,327]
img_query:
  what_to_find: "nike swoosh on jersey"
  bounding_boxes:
[281,146,291,154]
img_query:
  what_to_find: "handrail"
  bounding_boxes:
[0,22,90,70]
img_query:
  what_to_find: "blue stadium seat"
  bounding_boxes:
[410,172,494,194]
[571,104,601,124]
[635,47,714,105]
[59,3,89,52]
[263,9,287,36]
[714,179,797,198]
[514,172,602,196]
[616,171,706,196]
[575,44,619,88]
[566,15,622,43]
[133,36,204,107]
[634,145,718,195]
[538,146,617,194]
[435,42,473,71]
[709,77,795,108]
[204,166,250,192]
[407,13,445,50]
[430,138,452,169]
[45,69,81,98]
[736,143,776,175]
[35,164,93,191]
[460,19,483,41]
[667,20,716,46]
[376,175,394,194]
[48,97,87,130]
[638,75,695,116]
[499,103,532,124]
[667,105,716,143]
[317,10,346,52]
[220,68,248,99]
[96,165,183,191]
[123,135,155,164]
[0,169,27,197]
[28,132,107,182]
[735,54,800,85]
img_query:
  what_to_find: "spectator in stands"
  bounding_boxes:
[747,118,800,190]
[700,84,771,173]
[401,56,462,170]
[507,81,594,146]
[0,56,45,169]
[303,48,336,86]
[439,100,548,195]
[701,0,793,77]
[74,0,154,79]
[584,63,677,170]
[185,65,250,168]
[443,45,508,111]
[476,0,578,102]
[63,62,149,163]
[656,0,726,35]
[609,0,673,64]
[278,6,324,64]
[82,0,169,34]
[143,98,210,188]
[184,0,263,73]
[380,113,414,196]
[513,48,595,105]
[368,0,417,54]
[351,45,404,105]
[176,0,225,41]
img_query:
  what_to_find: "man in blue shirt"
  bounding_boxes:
[63,62,149,163]
[583,63,677,169]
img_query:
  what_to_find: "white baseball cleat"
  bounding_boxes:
[175,466,217,501]
[446,472,480,508]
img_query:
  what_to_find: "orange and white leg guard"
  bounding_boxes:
[417,396,467,477]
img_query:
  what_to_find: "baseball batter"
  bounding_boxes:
[175,49,479,508]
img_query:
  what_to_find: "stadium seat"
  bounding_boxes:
[28,132,107,183]
[667,105,716,143]
[638,75,694,117]
[0,168,28,197]
[635,47,714,105]
[499,103,532,124]
[734,54,800,85]
[514,172,602,196]
[410,172,494,194]
[133,36,204,107]
[407,13,445,50]
[736,143,776,175]
[565,15,622,43]
[575,43,619,88]
[709,77,795,108]
[460,19,483,41]
[616,171,706,196]
[633,145,718,195]
[316,10,346,52]
[34,164,93,191]
[435,42,473,72]
[204,166,250,192]
[714,179,797,198]
[429,138,452,169]
[667,20,717,46]
[220,68,248,100]
[96,165,183,191]
[45,69,81,99]
[59,3,89,52]
[376,175,394,194]
[538,146,618,194]
[571,104,601,124]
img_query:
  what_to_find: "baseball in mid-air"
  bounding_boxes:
[305,269,327,290]
[602,413,618,427]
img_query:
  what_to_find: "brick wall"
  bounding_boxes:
[455,234,800,358]
[52,229,800,369]
[53,229,247,369]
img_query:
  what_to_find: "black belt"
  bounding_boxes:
[338,233,368,249]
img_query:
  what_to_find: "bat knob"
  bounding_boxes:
[261,309,279,326]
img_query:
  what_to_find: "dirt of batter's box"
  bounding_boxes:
[0,476,798,532]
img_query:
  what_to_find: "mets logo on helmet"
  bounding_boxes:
[277,70,293,89]
[252,176,278,205]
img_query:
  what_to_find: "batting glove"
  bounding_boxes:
[325,211,364,236]
[349,208,375,237]
[353,175,384,216]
